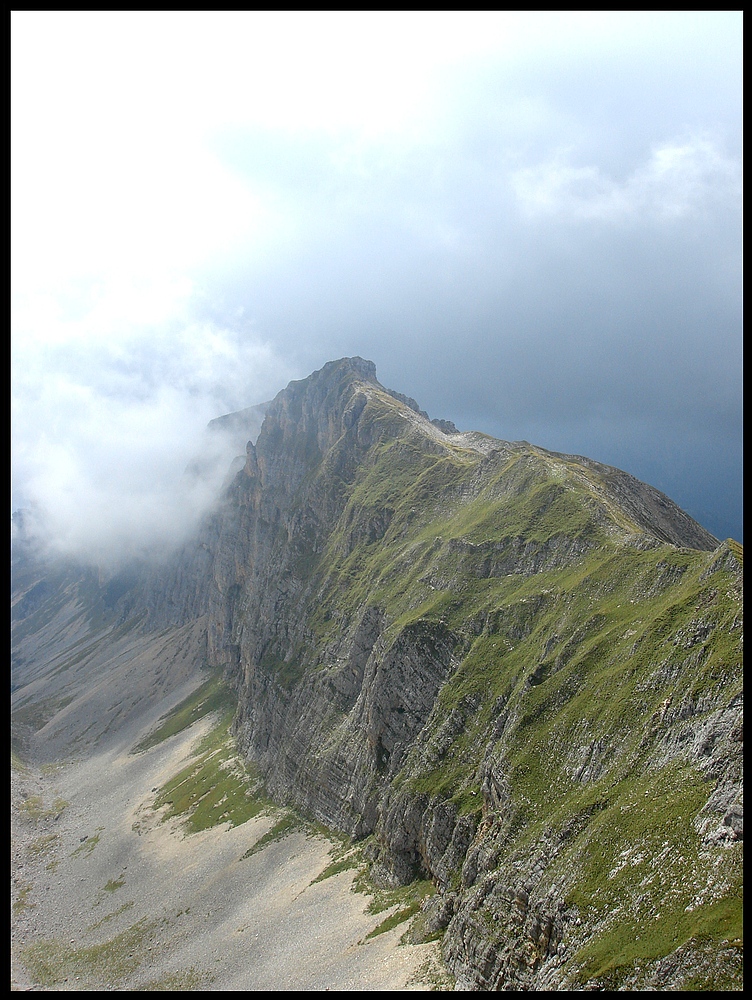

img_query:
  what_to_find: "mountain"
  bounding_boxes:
[11,358,743,990]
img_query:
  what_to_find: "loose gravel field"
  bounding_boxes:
[11,680,446,991]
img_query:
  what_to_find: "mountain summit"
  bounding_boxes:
[11,359,743,990]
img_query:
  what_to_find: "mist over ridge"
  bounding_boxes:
[12,351,739,575]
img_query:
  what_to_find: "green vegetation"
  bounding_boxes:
[27,832,61,861]
[20,918,157,989]
[135,969,210,990]
[40,760,71,775]
[240,812,304,860]
[151,680,273,834]
[352,875,436,941]
[311,849,362,884]
[131,671,234,753]
[103,874,126,893]
[13,882,35,913]
[89,901,135,931]
[364,901,424,939]
[357,875,436,917]
[18,793,68,823]
[71,827,103,857]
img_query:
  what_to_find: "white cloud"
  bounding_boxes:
[511,136,741,223]
[11,307,294,567]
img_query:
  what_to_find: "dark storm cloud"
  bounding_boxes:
[201,51,741,540]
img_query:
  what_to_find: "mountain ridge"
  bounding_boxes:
[11,357,743,990]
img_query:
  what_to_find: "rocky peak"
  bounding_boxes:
[246,357,379,479]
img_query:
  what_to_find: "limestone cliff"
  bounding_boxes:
[188,358,741,989]
[11,358,743,990]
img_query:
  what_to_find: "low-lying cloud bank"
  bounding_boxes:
[11,315,292,569]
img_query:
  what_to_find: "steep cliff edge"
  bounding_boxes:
[11,358,742,990]
[195,358,741,989]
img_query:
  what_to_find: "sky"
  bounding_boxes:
[12,11,743,565]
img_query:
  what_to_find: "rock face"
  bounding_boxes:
[11,358,743,990]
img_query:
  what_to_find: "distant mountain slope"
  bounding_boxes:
[11,358,742,990]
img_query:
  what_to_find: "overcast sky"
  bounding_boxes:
[12,12,742,564]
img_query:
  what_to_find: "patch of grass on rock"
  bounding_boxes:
[152,700,273,835]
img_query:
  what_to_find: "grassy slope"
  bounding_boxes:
[256,389,743,987]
